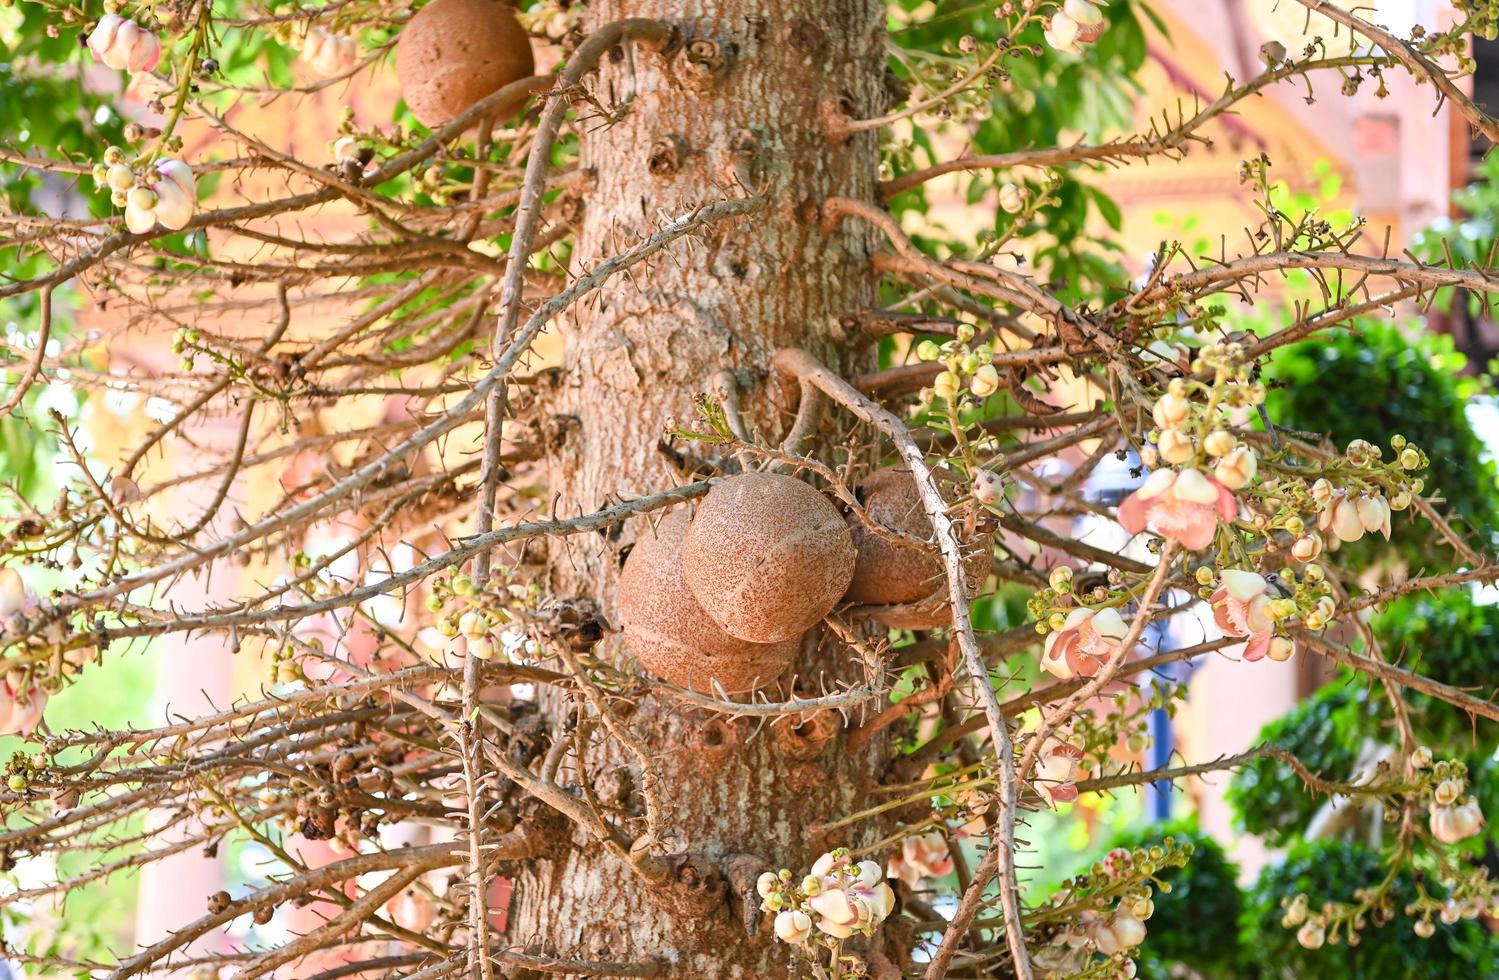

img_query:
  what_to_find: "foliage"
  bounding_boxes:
[1241,839,1498,979]
[1373,591,1499,750]
[1414,150,1499,318]
[1264,318,1499,566]
[886,0,1151,302]
[1227,682,1379,847]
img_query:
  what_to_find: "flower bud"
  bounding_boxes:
[1157,428,1194,465]
[972,469,1003,505]
[107,163,136,192]
[1049,566,1073,592]
[1297,921,1325,950]
[915,339,941,362]
[1152,392,1190,429]
[971,364,1001,398]
[998,183,1025,214]
[1203,429,1236,458]
[756,871,778,898]
[932,371,959,401]
[1267,637,1295,662]
[1214,446,1257,490]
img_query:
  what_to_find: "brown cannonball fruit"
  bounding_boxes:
[395,0,535,129]
[843,467,990,608]
[680,473,857,644]
[618,511,798,695]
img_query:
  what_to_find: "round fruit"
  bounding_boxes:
[680,473,857,644]
[395,0,535,129]
[618,511,798,695]
[843,467,989,611]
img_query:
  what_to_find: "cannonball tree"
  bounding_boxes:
[0,1,1498,978]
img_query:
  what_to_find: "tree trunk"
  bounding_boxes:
[517,2,892,975]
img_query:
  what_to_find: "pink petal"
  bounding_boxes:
[1210,591,1241,636]
[1215,482,1238,524]
[1171,506,1219,551]
[1242,632,1271,663]
[1048,629,1080,669]
[1117,490,1148,534]
[809,889,856,926]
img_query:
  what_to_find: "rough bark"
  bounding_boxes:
[515,1,893,976]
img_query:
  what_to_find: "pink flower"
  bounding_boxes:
[1117,467,1237,551]
[1100,847,1132,878]
[87,14,162,73]
[1035,736,1085,807]
[1042,607,1129,680]
[807,852,896,939]
[887,831,953,888]
[1211,569,1278,662]
[0,670,47,737]
[124,159,196,234]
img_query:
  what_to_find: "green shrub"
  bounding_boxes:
[1227,683,1379,846]
[1241,839,1498,979]
[1264,320,1498,568]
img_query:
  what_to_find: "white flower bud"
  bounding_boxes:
[972,469,1003,505]
[998,183,1026,214]
[756,871,778,898]
[1297,921,1325,950]
[1214,446,1257,490]
[1157,428,1195,465]
[1044,12,1081,53]
[970,364,1001,398]
[1203,429,1236,458]
[1152,392,1190,429]
[1291,533,1323,561]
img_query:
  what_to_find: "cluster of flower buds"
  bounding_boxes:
[94,149,197,233]
[1280,894,1327,948]
[301,26,359,77]
[1045,0,1106,54]
[1429,772,1485,845]
[87,13,162,73]
[0,568,80,736]
[1314,482,1392,543]
[758,849,896,948]
[916,324,1002,403]
[1036,838,1189,976]
[887,831,954,888]
[428,571,540,664]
